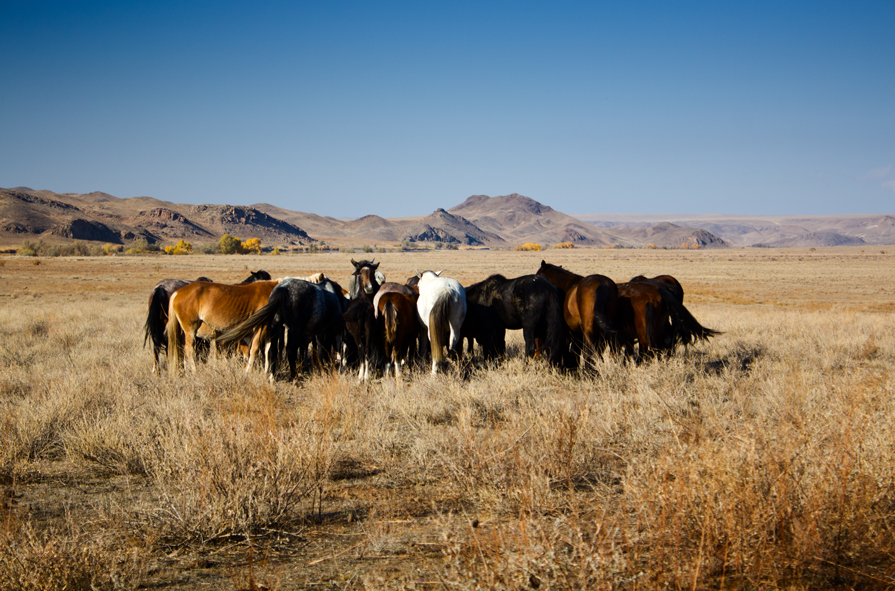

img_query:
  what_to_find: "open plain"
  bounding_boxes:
[1,246,894,590]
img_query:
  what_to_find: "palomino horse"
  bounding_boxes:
[377,291,420,383]
[536,261,617,367]
[416,270,467,374]
[165,277,278,371]
[144,270,270,372]
[348,259,382,301]
[217,277,347,381]
[464,274,569,367]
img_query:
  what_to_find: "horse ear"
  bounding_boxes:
[435,270,443,276]
[541,260,546,266]
[414,269,422,278]
[351,259,359,267]
[372,261,380,270]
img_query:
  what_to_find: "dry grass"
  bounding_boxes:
[1,248,894,589]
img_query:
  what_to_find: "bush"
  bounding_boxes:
[219,234,243,255]
[241,238,262,254]
[362,245,374,253]
[16,248,36,257]
[308,244,318,254]
[164,240,193,255]
[552,242,575,249]
[514,243,542,252]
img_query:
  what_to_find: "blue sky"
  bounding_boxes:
[2,1,893,218]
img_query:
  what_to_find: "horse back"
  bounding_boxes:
[174,280,278,331]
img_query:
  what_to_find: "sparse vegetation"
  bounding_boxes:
[1,249,894,589]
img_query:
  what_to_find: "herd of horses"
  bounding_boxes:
[144,259,719,382]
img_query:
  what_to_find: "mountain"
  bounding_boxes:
[1,187,314,247]
[2,186,890,250]
[609,222,730,249]
[400,208,506,246]
[449,193,615,246]
[574,213,895,247]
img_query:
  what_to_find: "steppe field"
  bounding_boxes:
[1,246,894,590]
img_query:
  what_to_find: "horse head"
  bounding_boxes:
[350,259,381,297]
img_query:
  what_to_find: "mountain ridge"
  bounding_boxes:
[2,186,892,249]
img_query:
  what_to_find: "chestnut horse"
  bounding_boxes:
[165,278,278,371]
[536,261,617,367]
[377,291,420,383]
[144,270,270,372]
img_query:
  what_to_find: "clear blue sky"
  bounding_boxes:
[2,1,893,218]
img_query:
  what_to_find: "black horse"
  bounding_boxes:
[143,270,270,372]
[217,277,346,381]
[342,296,383,381]
[463,274,569,367]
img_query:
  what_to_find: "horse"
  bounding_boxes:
[536,261,618,367]
[217,277,348,381]
[342,296,383,381]
[463,274,569,367]
[631,275,684,302]
[377,291,421,383]
[614,278,718,361]
[165,278,278,371]
[144,270,270,372]
[415,270,467,374]
[348,259,382,301]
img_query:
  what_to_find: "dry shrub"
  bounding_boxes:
[0,518,146,591]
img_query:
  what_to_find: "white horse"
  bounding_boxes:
[415,270,467,374]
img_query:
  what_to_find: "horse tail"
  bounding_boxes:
[428,296,450,365]
[144,285,168,352]
[384,300,398,349]
[165,292,183,369]
[659,285,720,346]
[217,288,286,347]
[590,281,618,345]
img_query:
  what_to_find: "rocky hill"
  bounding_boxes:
[2,186,889,249]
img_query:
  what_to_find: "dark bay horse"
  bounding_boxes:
[348,259,381,301]
[144,270,270,372]
[615,277,718,361]
[342,296,383,381]
[165,277,277,371]
[536,261,618,367]
[377,291,421,383]
[463,274,568,367]
[218,278,347,381]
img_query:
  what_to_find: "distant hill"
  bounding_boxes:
[2,186,890,249]
[575,213,895,247]
[449,193,615,246]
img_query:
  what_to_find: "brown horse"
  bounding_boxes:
[536,260,618,367]
[144,270,270,372]
[615,277,718,361]
[348,259,381,301]
[166,279,279,371]
[377,291,420,383]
